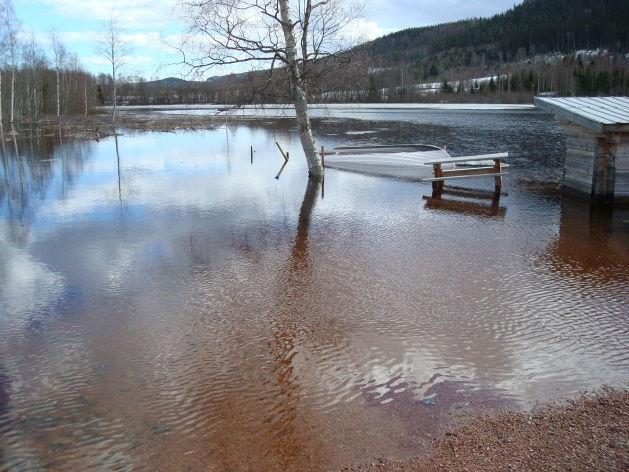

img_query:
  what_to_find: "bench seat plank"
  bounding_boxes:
[423,152,508,165]
[422,172,507,182]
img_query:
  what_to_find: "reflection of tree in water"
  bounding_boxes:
[0,362,9,468]
[114,134,122,202]
[266,177,324,468]
[0,130,93,243]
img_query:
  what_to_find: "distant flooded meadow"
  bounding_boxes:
[1,108,628,471]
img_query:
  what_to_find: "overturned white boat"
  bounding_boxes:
[323,144,508,181]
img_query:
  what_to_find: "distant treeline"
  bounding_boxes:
[96,75,219,106]
[0,0,98,127]
[351,53,629,104]
[111,52,629,106]
[0,60,97,122]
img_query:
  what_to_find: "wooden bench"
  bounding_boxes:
[422,152,508,193]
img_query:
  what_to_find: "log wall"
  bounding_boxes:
[615,134,629,199]
[559,121,629,202]
[560,122,599,197]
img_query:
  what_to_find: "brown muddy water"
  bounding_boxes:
[0,109,628,471]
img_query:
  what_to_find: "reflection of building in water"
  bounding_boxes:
[544,197,629,277]
[423,185,506,218]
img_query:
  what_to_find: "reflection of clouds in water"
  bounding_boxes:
[0,223,64,325]
[34,171,290,230]
[29,130,305,227]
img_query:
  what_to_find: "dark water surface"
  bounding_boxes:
[1,110,628,471]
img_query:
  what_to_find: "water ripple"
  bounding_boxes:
[0,114,627,470]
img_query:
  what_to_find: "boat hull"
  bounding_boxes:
[324,151,454,180]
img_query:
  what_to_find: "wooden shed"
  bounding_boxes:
[534,96,629,204]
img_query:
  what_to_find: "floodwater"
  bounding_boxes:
[1,109,628,471]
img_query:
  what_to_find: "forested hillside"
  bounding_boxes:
[363,0,629,71]
[324,0,629,102]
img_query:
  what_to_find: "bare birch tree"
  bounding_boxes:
[95,13,129,126]
[179,0,361,178]
[0,41,4,134]
[50,28,67,118]
[1,0,20,124]
[0,71,3,135]
[22,32,44,120]
[80,65,89,117]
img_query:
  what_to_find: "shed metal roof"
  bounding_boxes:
[534,96,629,134]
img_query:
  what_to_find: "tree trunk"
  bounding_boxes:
[10,66,15,123]
[0,71,4,135]
[84,80,88,117]
[112,82,117,125]
[26,82,30,119]
[56,68,61,118]
[277,0,323,178]
[111,51,117,126]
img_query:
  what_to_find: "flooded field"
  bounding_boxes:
[1,109,628,471]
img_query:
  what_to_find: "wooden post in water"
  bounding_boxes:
[275,141,289,161]
[493,158,502,194]
[432,163,444,194]
[250,145,253,164]
[320,146,325,168]
[275,160,289,180]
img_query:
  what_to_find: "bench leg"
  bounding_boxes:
[432,163,444,195]
[494,176,502,194]
[432,181,444,197]
[493,159,502,194]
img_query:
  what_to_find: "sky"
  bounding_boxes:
[14,0,522,79]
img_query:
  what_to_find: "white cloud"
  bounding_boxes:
[120,32,163,48]
[40,0,181,28]
[82,54,153,67]
[55,30,173,53]
[82,55,110,67]
[343,18,391,42]
[60,30,98,43]
[0,222,65,323]
[126,54,153,64]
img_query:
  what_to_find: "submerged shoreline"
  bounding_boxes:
[343,390,629,471]
[2,102,540,142]
[2,113,226,141]
[105,103,537,112]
